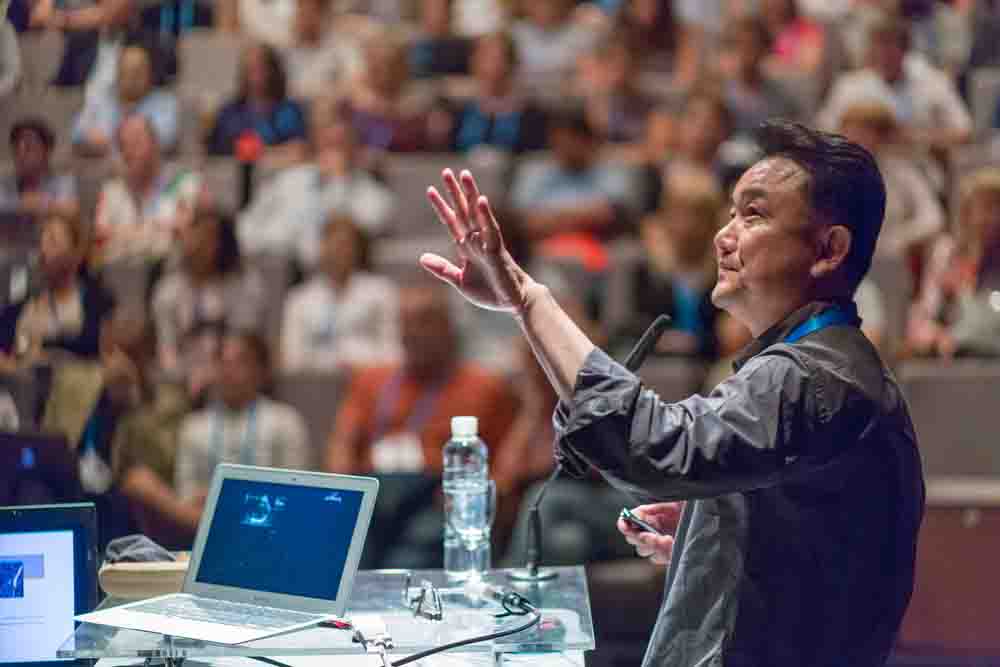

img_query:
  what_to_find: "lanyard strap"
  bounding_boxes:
[783,306,860,344]
[212,400,258,466]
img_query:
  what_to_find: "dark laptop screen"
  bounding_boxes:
[195,478,365,601]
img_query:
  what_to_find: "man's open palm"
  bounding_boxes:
[420,169,528,314]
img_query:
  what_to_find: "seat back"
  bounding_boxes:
[272,371,348,468]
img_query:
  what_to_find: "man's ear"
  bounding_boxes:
[810,225,852,280]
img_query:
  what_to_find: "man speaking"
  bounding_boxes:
[420,120,925,666]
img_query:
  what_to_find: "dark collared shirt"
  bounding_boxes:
[555,300,925,666]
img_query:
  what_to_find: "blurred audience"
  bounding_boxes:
[716,14,803,138]
[509,106,642,272]
[838,101,943,260]
[151,203,266,397]
[40,308,194,545]
[612,168,722,360]
[0,15,19,100]
[449,30,548,154]
[510,0,599,82]
[409,0,472,79]
[282,0,363,100]
[908,167,1000,359]
[205,42,309,170]
[819,11,972,157]
[325,281,517,566]
[238,99,396,264]
[175,331,309,502]
[760,0,826,80]
[93,114,200,267]
[341,31,447,153]
[574,34,656,145]
[0,214,114,366]
[615,0,697,81]
[72,40,179,157]
[325,281,516,478]
[0,118,79,220]
[280,214,399,373]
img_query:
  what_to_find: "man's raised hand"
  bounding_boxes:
[421,168,532,314]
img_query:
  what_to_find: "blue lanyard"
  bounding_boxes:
[212,401,258,466]
[783,307,860,344]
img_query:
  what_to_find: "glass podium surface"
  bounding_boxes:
[57,567,593,665]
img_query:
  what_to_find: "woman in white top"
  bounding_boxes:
[280,213,399,373]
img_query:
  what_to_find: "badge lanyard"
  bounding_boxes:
[783,307,860,344]
[212,400,258,467]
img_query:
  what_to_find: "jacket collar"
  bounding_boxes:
[733,299,859,372]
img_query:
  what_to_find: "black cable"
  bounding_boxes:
[390,608,540,666]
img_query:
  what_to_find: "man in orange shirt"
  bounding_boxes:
[324,281,518,567]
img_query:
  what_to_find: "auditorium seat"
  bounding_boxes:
[245,252,292,347]
[601,239,643,337]
[382,151,511,239]
[969,67,1000,135]
[867,254,913,362]
[372,236,452,281]
[897,478,1000,657]
[176,29,241,111]
[100,259,153,316]
[14,31,65,96]
[272,371,347,469]
[898,360,1000,477]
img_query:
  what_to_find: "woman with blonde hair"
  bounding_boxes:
[907,167,1000,358]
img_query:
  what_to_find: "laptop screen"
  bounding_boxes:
[0,503,97,667]
[194,478,365,601]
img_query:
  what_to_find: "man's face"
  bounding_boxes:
[399,288,455,374]
[119,117,158,177]
[13,130,49,176]
[712,158,819,324]
[117,47,153,103]
[680,99,726,163]
[551,126,594,172]
[219,337,263,406]
[869,32,905,82]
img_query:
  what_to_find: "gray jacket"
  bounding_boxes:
[555,300,925,667]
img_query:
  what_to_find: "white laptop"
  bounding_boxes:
[76,464,379,644]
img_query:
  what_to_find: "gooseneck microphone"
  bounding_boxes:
[509,315,672,583]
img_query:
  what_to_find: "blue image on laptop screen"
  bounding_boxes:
[195,479,364,601]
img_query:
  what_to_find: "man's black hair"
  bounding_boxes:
[756,119,886,291]
[547,104,596,140]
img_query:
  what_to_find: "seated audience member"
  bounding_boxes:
[93,114,200,267]
[510,0,599,82]
[616,0,696,81]
[72,40,179,157]
[508,106,643,273]
[908,168,1000,359]
[238,100,396,264]
[0,118,79,220]
[0,214,114,365]
[341,31,445,153]
[152,203,266,396]
[612,168,722,360]
[325,282,517,566]
[283,0,363,100]
[175,331,309,503]
[760,0,826,80]
[205,43,309,170]
[280,214,399,373]
[40,308,195,546]
[641,89,733,213]
[574,34,656,145]
[449,30,547,154]
[818,12,971,156]
[409,0,472,79]
[716,15,802,137]
[838,101,943,260]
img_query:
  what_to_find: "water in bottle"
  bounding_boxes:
[443,416,489,580]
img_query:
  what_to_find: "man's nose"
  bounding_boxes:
[715,217,738,254]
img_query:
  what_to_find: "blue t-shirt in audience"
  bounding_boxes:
[206,98,307,156]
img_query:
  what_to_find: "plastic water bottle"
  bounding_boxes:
[443,416,489,580]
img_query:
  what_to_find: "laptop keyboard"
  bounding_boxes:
[131,595,326,631]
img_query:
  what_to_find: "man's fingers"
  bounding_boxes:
[427,186,464,241]
[474,195,503,251]
[442,169,471,232]
[419,253,463,287]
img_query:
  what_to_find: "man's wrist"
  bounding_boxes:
[516,280,549,321]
